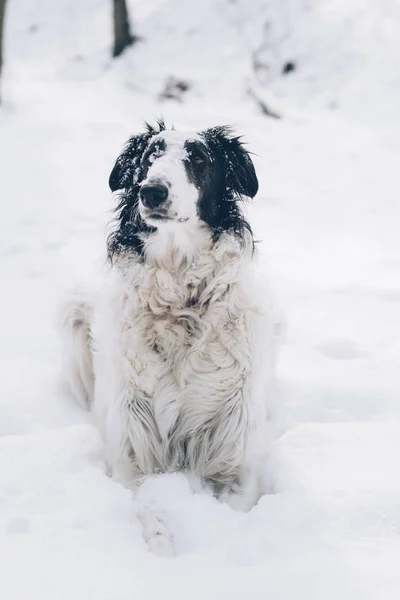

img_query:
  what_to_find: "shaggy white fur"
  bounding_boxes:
[60,226,276,512]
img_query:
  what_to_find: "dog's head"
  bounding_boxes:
[108,120,258,258]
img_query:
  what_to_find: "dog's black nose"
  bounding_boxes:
[140,184,169,209]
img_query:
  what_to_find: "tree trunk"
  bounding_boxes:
[0,0,7,99]
[112,0,136,58]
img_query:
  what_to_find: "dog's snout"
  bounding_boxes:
[140,184,169,209]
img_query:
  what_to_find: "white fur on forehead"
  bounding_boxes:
[141,129,201,225]
[152,130,202,155]
[144,130,202,179]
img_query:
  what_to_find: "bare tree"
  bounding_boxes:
[0,0,7,101]
[112,0,136,58]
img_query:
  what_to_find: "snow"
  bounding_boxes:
[1,0,400,598]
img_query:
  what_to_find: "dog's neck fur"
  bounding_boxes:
[142,221,212,273]
[112,226,255,363]
[114,225,253,305]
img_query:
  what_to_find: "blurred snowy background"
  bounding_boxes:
[0,1,399,598]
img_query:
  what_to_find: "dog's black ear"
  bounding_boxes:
[109,120,167,192]
[109,134,150,192]
[204,126,259,199]
[231,143,259,199]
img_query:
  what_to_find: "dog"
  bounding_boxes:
[60,120,277,513]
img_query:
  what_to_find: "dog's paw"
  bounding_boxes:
[137,506,175,558]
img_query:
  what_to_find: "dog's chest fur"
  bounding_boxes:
[116,239,257,487]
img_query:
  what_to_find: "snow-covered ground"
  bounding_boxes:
[1,1,399,598]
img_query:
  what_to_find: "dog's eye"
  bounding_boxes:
[191,153,207,166]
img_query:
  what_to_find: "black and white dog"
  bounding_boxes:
[60,121,276,512]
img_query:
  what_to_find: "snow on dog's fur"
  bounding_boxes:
[60,121,277,532]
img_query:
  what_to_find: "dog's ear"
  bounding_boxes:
[109,134,151,192]
[229,141,259,199]
[109,120,168,192]
[204,126,259,199]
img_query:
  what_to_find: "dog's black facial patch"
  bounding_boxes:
[183,139,224,225]
[184,140,215,193]
[185,128,258,244]
[107,121,168,259]
[141,137,166,176]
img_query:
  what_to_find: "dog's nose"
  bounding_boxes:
[140,184,169,209]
